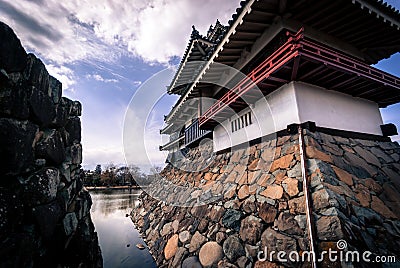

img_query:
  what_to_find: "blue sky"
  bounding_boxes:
[1,0,399,170]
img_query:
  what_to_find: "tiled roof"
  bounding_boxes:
[164,0,400,124]
[167,21,228,95]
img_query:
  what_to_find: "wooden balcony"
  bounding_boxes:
[184,119,212,146]
[159,132,184,151]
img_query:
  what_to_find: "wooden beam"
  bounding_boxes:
[235,30,263,36]
[330,76,359,89]
[196,42,206,56]
[251,9,277,17]
[319,10,360,32]
[356,32,400,48]
[330,15,374,36]
[343,23,389,44]
[228,39,254,45]
[268,75,289,83]
[323,72,347,85]
[291,0,308,10]
[356,86,383,98]
[302,0,343,24]
[298,65,326,80]
[218,61,237,65]
[218,55,241,60]
[279,0,287,14]
[292,0,330,20]
[314,70,339,84]
[291,56,301,80]
[258,82,277,88]
[344,80,371,92]
[244,20,271,27]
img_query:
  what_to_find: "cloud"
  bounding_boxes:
[86,74,118,83]
[0,0,124,65]
[0,1,62,41]
[132,81,142,87]
[2,0,398,66]
[0,0,238,65]
[127,0,237,63]
[46,64,76,92]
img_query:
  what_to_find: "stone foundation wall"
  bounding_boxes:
[305,131,400,267]
[0,21,102,267]
[132,129,400,267]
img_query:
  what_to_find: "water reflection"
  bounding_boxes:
[90,189,157,268]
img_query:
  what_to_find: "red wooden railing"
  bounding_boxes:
[198,28,400,127]
[199,28,304,126]
[299,38,400,87]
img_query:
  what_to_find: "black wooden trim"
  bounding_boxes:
[215,122,391,154]
[316,126,390,142]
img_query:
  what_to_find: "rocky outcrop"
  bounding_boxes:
[0,21,102,267]
[132,129,400,267]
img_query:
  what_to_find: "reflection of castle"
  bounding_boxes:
[161,0,400,159]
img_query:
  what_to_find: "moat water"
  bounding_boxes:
[90,189,157,268]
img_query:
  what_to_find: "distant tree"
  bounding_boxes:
[82,163,154,187]
[82,170,92,186]
[99,163,117,186]
[116,166,132,185]
[95,164,102,175]
[92,174,100,186]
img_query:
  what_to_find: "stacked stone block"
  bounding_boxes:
[0,21,101,267]
[132,129,400,267]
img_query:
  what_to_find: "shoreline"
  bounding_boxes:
[85,186,143,190]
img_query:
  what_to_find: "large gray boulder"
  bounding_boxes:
[49,75,62,104]
[65,116,81,145]
[0,73,31,119]
[23,168,60,206]
[0,118,38,175]
[29,86,55,126]
[63,212,78,236]
[24,53,50,95]
[0,21,27,72]
[51,102,69,128]
[35,129,66,165]
[32,201,63,239]
[223,235,245,262]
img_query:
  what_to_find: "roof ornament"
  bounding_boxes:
[191,25,200,38]
[207,24,214,37]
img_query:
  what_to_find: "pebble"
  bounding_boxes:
[136,244,145,250]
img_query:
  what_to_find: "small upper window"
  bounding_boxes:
[231,111,252,132]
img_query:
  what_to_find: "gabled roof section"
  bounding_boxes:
[212,0,400,69]
[165,0,400,124]
[167,21,228,95]
[287,0,400,64]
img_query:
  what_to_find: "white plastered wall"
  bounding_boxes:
[213,81,383,152]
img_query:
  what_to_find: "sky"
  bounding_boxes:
[1,0,399,171]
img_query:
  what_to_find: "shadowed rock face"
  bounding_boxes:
[0,21,102,267]
[0,22,27,73]
[132,129,400,267]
